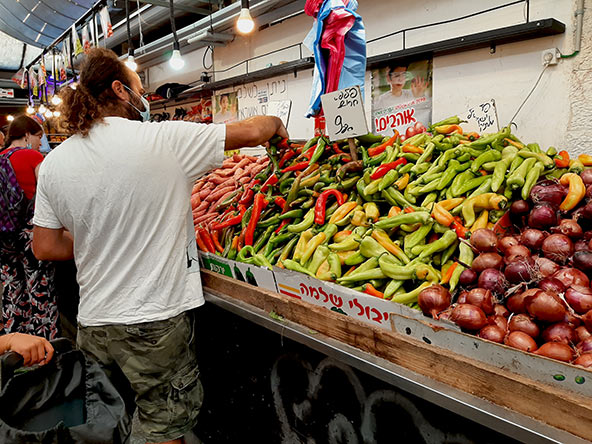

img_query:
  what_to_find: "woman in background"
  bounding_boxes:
[0,115,58,340]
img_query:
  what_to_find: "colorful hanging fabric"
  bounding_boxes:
[62,37,71,69]
[99,6,114,38]
[59,55,67,81]
[72,25,84,56]
[30,70,38,98]
[82,24,92,53]
[38,60,46,87]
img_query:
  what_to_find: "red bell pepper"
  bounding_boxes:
[369,158,407,180]
[281,161,310,173]
[314,189,345,225]
[555,150,570,168]
[367,131,399,157]
[245,193,268,246]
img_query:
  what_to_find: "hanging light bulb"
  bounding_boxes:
[7,114,14,121]
[26,105,35,114]
[169,44,185,70]
[236,0,255,35]
[53,110,61,118]
[51,95,62,105]
[44,109,53,118]
[38,104,47,113]
[70,82,77,90]
[125,54,137,71]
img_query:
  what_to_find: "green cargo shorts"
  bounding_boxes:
[77,311,203,443]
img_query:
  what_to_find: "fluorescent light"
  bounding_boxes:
[125,55,138,71]
[169,49,185,70]
[237,8,255,34]
[51,95,62,105]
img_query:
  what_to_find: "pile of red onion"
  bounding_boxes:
[418,174,592,368]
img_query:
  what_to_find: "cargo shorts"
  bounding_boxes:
[77,311,203,443]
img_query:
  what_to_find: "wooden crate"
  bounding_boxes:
[202,270,592,442]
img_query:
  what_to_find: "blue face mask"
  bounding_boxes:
[123,84,150,122]
[40,133,51,153]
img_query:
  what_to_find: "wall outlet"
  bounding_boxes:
[541,48,559,66]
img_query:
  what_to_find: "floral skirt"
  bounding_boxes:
[0,223,58,340]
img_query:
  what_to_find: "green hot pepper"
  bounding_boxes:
[287,209,315,233]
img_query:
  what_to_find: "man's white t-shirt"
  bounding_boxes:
[33,117,225,327]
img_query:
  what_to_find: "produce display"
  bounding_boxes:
[192,116,592,367]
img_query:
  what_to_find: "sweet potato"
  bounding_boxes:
[205,186,235,202]
[190,194,201,210]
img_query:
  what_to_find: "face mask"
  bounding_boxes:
[123,84,150,122]
[40,133,51,153]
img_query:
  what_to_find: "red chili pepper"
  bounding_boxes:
[428,233,439,243]
[367,131,399,157]
[211,229,225,253]
[197,227,215,253]
[281,161,310,173]
[245,193,268,246]
[239,179,260,205]
[369,158,407,180]
[555,150,570,168]
[314,189,345,225]
[210,214,243,230]
[277,138,289,150]
[275,219,290,234]
[274,196,287,209]
[332,143,345,154]
[303,144,317,160]
[279,150,297,168]
[195,230,209,252]
[441,262,458,284]
[452,221,469,239]
[403,207,415,214]
[261,174,279,192]
[364,284,384,299]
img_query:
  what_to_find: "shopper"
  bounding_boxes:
[32,48,288,444]
[0,332,54,366]
[0,129,5,147]
[0,115,58,340]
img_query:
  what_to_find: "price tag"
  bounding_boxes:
[465,99,499,132]
[321,86,368,142]
[267,100,292,126]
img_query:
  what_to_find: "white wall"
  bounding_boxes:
[147,0,591,154]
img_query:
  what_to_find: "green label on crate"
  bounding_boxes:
[203,257,232,277]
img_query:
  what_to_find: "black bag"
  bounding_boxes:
[0,339,130,444]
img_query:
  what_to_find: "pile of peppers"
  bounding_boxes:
[198,116,588,308]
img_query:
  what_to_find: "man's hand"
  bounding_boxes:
[4,333,55,366]
[225,116,289,151]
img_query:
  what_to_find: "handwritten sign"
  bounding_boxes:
[321,86,368,141]
[466,99,499,132]
[267,100,292,127]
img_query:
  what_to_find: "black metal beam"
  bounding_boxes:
[367,18,565,69]
[134,0,210,15]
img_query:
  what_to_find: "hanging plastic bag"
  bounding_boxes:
[72,25,84,57]
[99,6,114,38]
[304,0,366,117]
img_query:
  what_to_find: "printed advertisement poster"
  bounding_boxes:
[371,59,433,139]
[185,96,213,124]
[213,92,238,124]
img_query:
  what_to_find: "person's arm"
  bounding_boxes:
[225,116,289,151]
[0,333,54,366]
[32,226,74,261]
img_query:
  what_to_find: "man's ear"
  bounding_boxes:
[111,80,128,101]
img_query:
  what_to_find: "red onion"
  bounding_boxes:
[541,322,577,344]
[564,285,592,314]
[563,310,582,329]
[572,250,592,273]
[470,229,498,252]
[472,253,504,272]
[528,204,558,229]
[534,342,575,362]
[457,290,469,304]
[537,277,566,294]
[504,260,535,283]
[552,219,583,239]
[478,325,505,343]
[418,284,451,318]
[553,268,590,287]
[489,315,508,331]
[506,289,539,314]
[498,236,520,254]
[451,304,488,330]
[478,268,507,295]
[525,290,567,323]
[508,314,540,338]
[573,353,592,368]
[580,169,592,186]
[504,245,531,264]
[534,256,560,277]
[542,234,574,264]
[576,326,592,343]
[521,229,545,250]
[510,199,530,216]
[582,310,592,331]
[505,331,538,352]
[466,288,494,314]
[529,180,567,206]
[493,304,510,318]
[577,337,592,353]
[575,239,590,252]
[459,269,478,286]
